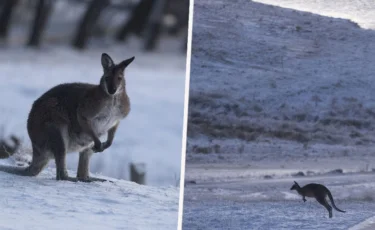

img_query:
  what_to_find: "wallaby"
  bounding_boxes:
[290,181,346,218]
[0,53,134,182]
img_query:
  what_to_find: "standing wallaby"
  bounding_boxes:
[290,181,346,218]
[0,53,134,182]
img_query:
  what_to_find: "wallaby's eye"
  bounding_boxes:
[118,76,122,81]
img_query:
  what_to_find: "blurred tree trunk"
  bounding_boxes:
[27,0,54,47]
[115,0,154,42]
[72,0,110,50]
[143,0,169,51]
[0,0,19,39]
[165,0,189,36]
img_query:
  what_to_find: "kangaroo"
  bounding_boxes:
[0,53,134,182]
[290,181,346,218]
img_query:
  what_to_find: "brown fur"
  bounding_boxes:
[291,181,346,218]
[0,53,135,182]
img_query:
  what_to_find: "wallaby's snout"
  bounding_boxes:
[101,53,135,95]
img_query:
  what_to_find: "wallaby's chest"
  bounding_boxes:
[68,105,122,152]
[69,93,129,152]
[92,101,123,135]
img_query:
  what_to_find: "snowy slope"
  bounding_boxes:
[254,0,375,29]
[0,169,179,230]
[0,43,186,187]
[350,216,375,230]
[184,0,375,229]
[187,0,375,158]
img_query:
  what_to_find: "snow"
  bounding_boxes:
[254,0,375,29]
[184,0,375,229]
[350,216,375,230]
[184,200,375,230]
[184,170,375,230]
[0,168,179,230]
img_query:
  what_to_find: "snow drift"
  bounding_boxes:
[0,169,179,230]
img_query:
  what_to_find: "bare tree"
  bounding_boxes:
[116,0,154,42]
[0,0,19,39]
[27,0,54,47]
[72,0,110,49]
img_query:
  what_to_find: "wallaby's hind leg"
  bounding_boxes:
[47,125,77,182]
[55,152,77,181]
[316,195,333,218]
[77,148,107,182]
[26,145,50,176]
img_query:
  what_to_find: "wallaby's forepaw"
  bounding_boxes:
[102,141,112,150]
[92,142,106,153]
[92,141,112,153]
[303,198,307,202]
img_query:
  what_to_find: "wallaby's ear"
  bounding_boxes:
[118,56,135,72]
[294,181,298,184]
[101,53,114,70]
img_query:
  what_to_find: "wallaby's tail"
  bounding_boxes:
[0,164,31,176]
[327,189,346,213]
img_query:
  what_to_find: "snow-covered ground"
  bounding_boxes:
[184,200,375,230]
[0,168,179,230]
[184,0,375,229]
[254,0,375,29]
[184,165,375,230]
[184,168,375,230]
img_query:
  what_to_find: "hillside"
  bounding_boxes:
[187,0,375,168]
[183,1,375,229]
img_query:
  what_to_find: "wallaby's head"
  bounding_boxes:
[100,53,135,95]
[290,181,300,190]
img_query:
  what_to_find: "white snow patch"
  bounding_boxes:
[349,216,375,230]
[0,169,179,230]
[254,0,375,29]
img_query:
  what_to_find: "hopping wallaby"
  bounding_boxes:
[290,181,346,218]
[0,53,135,182]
